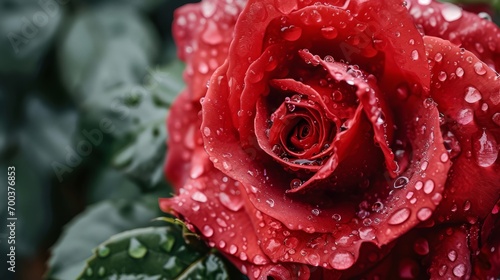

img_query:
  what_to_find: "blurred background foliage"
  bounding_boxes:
[0,0,223,279]
[0,0,498,279]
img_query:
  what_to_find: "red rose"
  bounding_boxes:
[160,0,500,279]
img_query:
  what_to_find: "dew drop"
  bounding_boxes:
[203,225,214,237]
[330,251,355,270]
[219,192,244,212]
[441,3,462,22]
[98,266,105,277]
[434,52,443,62]
[306,253,321,266]
[393,176,409,189]
[464,86,482,103]
[191,191,208,203]
[438,71,447,82]
[311,209,320,216]
[266,198,275,208]
[98,246,110,258]
[253,254,268,265]
[290,178,302,189]
[86,267,93,276]
[455,67,464,77]
[474,62,487,75]
[457,109,474,125]
[128,238,148,259]
[448,250,457,262]
[332,214,342,221]
[423,180,435,194]
[229,244,238,254]
[321,26,338,39]
[452,263,466,277]
[463,200,471,211]
[417,207,432,221]
[359,227,376,240]
[413,238,429,255]
[440,152,449,162]
[472,129,498,167]
[411,50,419,61]
[388,208,411,225]
[493,113,500,126]
[203,127,211,137]
[281,25,302,41]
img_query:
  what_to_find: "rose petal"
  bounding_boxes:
[231,0,430,148]
[172,0,246,101]
[473,199,500,279]
[424,36,500,224]
[165,91,203,189]
[427,226,472,279]
[160,167,270,267]
[408,0,500,71]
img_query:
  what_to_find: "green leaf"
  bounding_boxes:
[0,0,65,75]
[76,227,232,280]
[74,0,165,11]
[110,63,184,188]
[46,195,164,280]
[57,4,159,103]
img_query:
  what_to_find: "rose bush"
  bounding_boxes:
[160,0,500,279]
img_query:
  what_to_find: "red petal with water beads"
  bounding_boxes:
[172,0,246,101]
[164,91,203,189]
[473,199,500,279]
[231,0,429,148]
[424,36,500,225]
[408,0,500,71]
[160,167,272,272]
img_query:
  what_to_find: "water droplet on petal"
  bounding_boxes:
[394,176,409,189]
[388,208,411,225]
[203,127,211,136]
[219,192,244,212]
[253,254,268,265]
[455,67,464,77]
[413,238,429,255]
[464,86,482,103]
[463,200,471,211]
[202,225,214,237]
[330,251,355,270]
[492,113,500,127]
[266,199,275,208]
[423,180,435,194]
[359,227,376,240]
[321,26,338,39]
[417,207,432,221]
[434,52,443,62]
[128,238,148,259]
[438,71,447,82]
[306,253,321,266]
[191,191,207,203]
[229,244,238,254]
[472,129,498,167]
[411,50,419,60]
[457,109,474,125]
[474,62,487,75]
[448,249,457,262]
[281,25,302,41]
[441,4,462,22]
[452,263,466,277]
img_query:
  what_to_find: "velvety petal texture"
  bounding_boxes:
[162,0,500,279]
